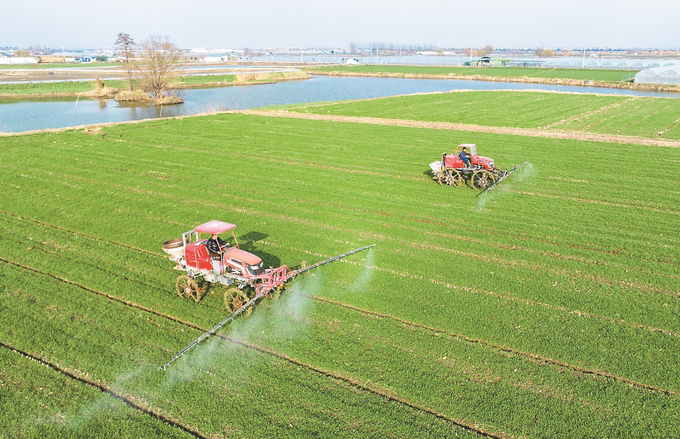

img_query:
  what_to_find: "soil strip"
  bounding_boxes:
[2,254,677,401]
[302,293,679,397]
[0,256,507,438]
[0,340,206,438]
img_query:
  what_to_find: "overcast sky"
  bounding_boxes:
[2,0,679,50]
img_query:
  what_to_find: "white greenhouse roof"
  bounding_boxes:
[635,61,680,85]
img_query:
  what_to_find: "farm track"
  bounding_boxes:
[3,205,679,339]
[0,340,206,439]
[240,109,680,148]
[0,256,507,438]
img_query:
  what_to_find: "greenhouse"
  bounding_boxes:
[635,62,680,85]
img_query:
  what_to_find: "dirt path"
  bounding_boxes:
[240,109,680,147]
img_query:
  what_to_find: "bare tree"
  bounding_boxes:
[135,35,183,104]
[483,45,494,56]
[115,32,135,91]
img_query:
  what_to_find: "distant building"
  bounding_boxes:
[203,56,229,62]
[78,56,92,63]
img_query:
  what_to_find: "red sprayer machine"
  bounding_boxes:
[160,220,374,369]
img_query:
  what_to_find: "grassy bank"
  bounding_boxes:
[307,65,639,82]
[0,71,309,99]
[1,109,679,437]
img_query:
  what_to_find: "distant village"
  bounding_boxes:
[2,44,680,66]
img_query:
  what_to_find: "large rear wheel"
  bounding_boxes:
[224,288,252,314]
[443,169,463,187]
[176,275,201,302]
[471,170,495,190]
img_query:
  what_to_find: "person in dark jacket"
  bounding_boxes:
[459,147,471,167]
[207,233,227,256]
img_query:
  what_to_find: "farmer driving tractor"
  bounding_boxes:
[459,146,472,168]
[207,233,227,257]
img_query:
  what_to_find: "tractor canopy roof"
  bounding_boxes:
[194,220,236,235]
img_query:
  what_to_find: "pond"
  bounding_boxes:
[1,75,678,133]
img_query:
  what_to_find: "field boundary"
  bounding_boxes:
[0,340,206,438]
[240,109,680,147]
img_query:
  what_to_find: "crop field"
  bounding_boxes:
[175,74,237,86]
[285,90,680,140]
[308,65,639,82]
[1,110,679,437]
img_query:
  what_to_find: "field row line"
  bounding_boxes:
[6,200,674,339]
[240,109,680,148]
[258,239,680,337]
[544,98,636,129]
[0,208,165,259]
[659,115,680,137]
[4,248,678,408]
[0,255,508,438]
[301,293,679,397]
[3,206,677,335]
[407,238,678,297]
[0,340,206,439]
[6,163,673,272]
[512,190,680,217]
[265,188,677,274]
[0,231,175,297]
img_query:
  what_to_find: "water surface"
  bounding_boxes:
[1,75,678,133]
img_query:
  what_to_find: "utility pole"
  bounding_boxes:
[582,46,586,68]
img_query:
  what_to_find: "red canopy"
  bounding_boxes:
[194,220,236,235]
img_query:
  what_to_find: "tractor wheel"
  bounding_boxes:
[471,170,495,190]
[224,288,251,314]
[443,169,463,187]
[176,275,199,301]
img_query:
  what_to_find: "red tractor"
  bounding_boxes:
[160,220,375,369]
[430,143,508,190]
[162,220,290,311]
[162,220,375,313]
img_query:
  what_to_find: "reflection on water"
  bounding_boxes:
[1,75,678,133]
